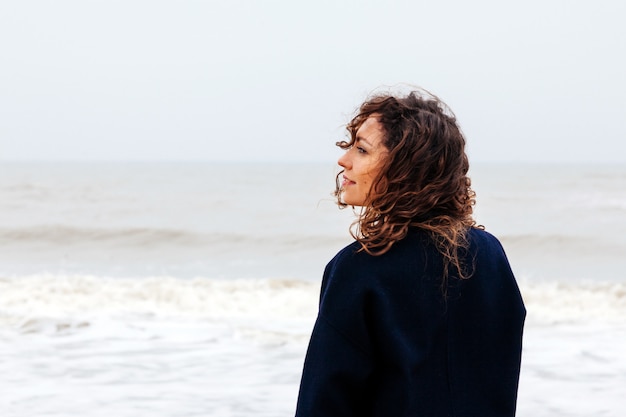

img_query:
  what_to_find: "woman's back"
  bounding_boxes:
[295,227,525,416]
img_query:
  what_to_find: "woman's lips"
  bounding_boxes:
[342,175,356,187]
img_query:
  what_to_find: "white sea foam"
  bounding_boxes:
[520,279,626,324]
[1,274,624,337]
[0,275,317,340]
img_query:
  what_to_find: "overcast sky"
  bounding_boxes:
[1,0,625,163]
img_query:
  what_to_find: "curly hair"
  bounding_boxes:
[335,89,478,280]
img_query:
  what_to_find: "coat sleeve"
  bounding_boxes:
[294,247,375,417]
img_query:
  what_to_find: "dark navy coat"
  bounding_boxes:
[295,227,525,416]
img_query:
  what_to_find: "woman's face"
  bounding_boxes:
[338,115,388,206]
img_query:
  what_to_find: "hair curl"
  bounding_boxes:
[335,89,478,280]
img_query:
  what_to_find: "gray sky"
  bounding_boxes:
[1,0,625,163]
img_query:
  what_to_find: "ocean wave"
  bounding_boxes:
[0,227,609,251]
[0,225,205,246]
[519,280,626,324]
[0,274,624,335]
[499,233,624,254]
[0,274,319,334]
[500,233,586,245]
[0,225,346,249]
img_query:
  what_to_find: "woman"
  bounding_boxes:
[294,90,525,416]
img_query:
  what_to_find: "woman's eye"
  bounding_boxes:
[356,146,367,154]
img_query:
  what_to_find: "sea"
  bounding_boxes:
[0,161,625,417]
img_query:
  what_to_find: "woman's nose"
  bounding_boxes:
[338,150,350,169]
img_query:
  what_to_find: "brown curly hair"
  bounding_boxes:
[335,89,478,279]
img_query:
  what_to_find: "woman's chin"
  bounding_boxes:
[342,192,367,207]
[343,199,364,207]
